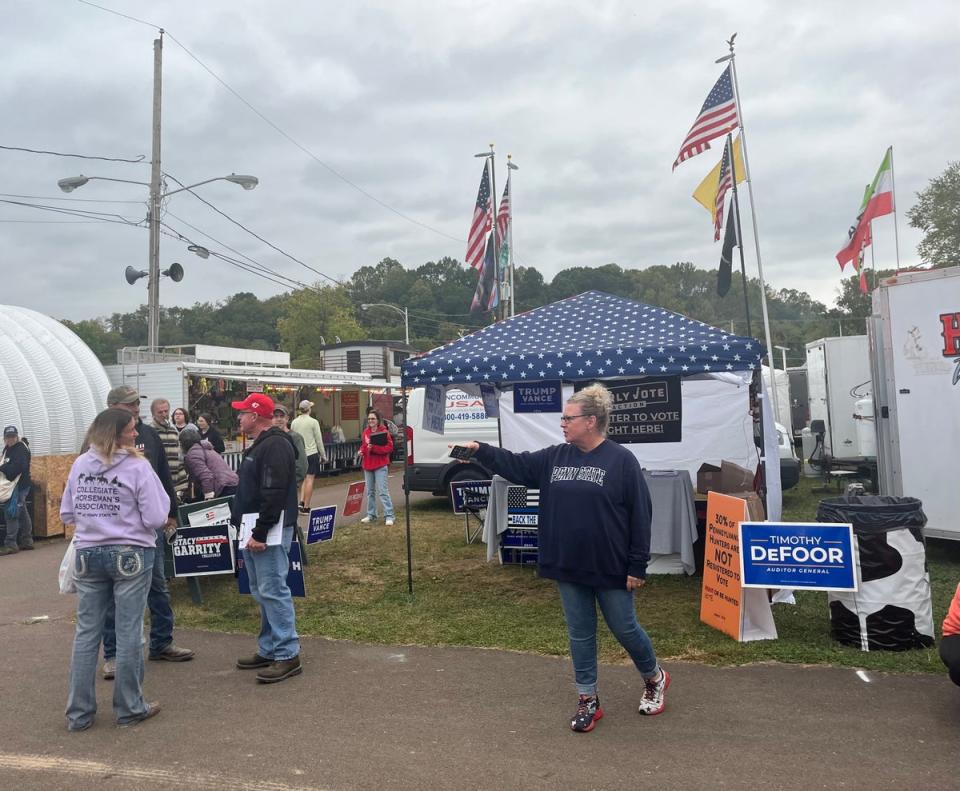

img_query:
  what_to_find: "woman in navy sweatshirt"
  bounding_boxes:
[464,383,668,732]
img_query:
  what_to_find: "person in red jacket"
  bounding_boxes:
[941,583,960,687]
[358,410,395,526]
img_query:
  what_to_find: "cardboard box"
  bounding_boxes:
[696,463,721,494]
[728,490,766,521]
[720,461,755,493]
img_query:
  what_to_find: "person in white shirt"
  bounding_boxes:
[290,400,326,514]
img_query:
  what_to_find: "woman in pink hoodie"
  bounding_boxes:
[61,408,170,731]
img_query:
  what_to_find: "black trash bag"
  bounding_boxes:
[816,495,927,534]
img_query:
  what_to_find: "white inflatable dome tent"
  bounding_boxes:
[0,305,112,455]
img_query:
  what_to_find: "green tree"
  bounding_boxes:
[60,318,126,364]
[278,285,365,367]
[907,161,960,268]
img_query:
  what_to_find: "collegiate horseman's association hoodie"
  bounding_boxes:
[61,449,171,550]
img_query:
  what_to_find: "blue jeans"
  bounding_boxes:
[66,545,155,729]
[3,486,33,548]
[557,581,659,696]
[102,529,174,659]
[364,466,394,520]
[242,526,300,661]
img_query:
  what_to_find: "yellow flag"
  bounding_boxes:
[692,136,745,222]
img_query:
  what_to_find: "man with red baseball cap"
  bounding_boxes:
[229,393,303,683]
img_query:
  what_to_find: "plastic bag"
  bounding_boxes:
[58,538,77,595]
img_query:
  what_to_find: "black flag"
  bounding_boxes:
[718,201,738,296]
[470,232,498,314]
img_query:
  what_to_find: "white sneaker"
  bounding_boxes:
[360,516,373,524]
[385,518,395,526]
[638,667,670,716]
[102,659,116,680]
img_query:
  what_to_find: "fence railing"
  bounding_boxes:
[223,439,363,475]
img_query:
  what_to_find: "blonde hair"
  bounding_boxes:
[83,408,142,461]
[567,383,613,434]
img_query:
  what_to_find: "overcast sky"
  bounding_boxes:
[3,0,957,326]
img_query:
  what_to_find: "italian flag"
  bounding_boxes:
[836,147,895,270]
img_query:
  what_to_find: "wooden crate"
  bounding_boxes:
[30,454,76,538]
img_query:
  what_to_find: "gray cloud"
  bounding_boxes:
[2,0,958,324]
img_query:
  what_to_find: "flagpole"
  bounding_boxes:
[888,145,902,274]
[507,156,518,317]
[718,37,780,420]
[486,143,503,321]
[726,134,753,340]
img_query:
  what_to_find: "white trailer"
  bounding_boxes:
[805,335,872,461]
[869,267,960,540]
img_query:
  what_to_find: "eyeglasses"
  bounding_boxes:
[559,414,590,424]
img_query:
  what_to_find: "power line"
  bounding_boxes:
[0,198,144,226]
[160,215,313,291]
[0,192,144,205]
[163,172,342,286]
[0,143,147,164]
[75,0,160,30]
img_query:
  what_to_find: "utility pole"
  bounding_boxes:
[147,31,164,352]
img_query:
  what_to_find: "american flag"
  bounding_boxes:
[507,486,539,528]
[672,66,739,171]
[401,290,765,386]
[465,161,492,270]
[495,179,510,246]
[714,136,734,241]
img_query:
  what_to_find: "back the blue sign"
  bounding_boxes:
[740,522,857,592]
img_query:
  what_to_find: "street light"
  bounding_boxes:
[57,172,257,350]
[361,303,409,346]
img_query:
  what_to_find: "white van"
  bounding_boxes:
[404,388,499,495]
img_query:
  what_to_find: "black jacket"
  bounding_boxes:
[0,440,31,490]
[231,427,298,541]
[135,420,178,518]
[200,426,226,454]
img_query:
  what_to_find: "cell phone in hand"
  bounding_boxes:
[449,445,476,461]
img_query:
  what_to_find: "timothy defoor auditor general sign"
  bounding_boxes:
[739,522,858,591]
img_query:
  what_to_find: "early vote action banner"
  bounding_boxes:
[578,377,682,444]
[700,491,776,642]
[343,481,366,518]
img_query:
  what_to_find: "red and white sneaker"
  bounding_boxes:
[638,667,670,715]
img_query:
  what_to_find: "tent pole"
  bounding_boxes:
[401,387,413,595]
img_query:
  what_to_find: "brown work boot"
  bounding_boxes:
[256,656,302,684]
[236,653,272,670]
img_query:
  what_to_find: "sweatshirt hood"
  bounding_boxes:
[82,447,136,475]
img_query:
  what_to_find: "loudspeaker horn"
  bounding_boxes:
[125,266,148,285]
[163,262,184,282]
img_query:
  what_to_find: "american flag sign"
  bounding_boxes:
[507,486,539,528]
[714,136,734,241]
[401,290,764,387]
[673,66,739,170]
[465,161,492,269]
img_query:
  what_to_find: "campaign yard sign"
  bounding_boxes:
[450,479,492,515]
[307,505,337,544]
[171,525,235,576]
[236,539,306,598]
[740,522,858,591]
[513,380,562,413]
[343,481,366,517]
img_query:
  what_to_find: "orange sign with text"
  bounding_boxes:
[700,491,749,640]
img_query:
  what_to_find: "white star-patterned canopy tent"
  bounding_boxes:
[401,291,765,387]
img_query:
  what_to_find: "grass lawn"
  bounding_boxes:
[170,475,960,674]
